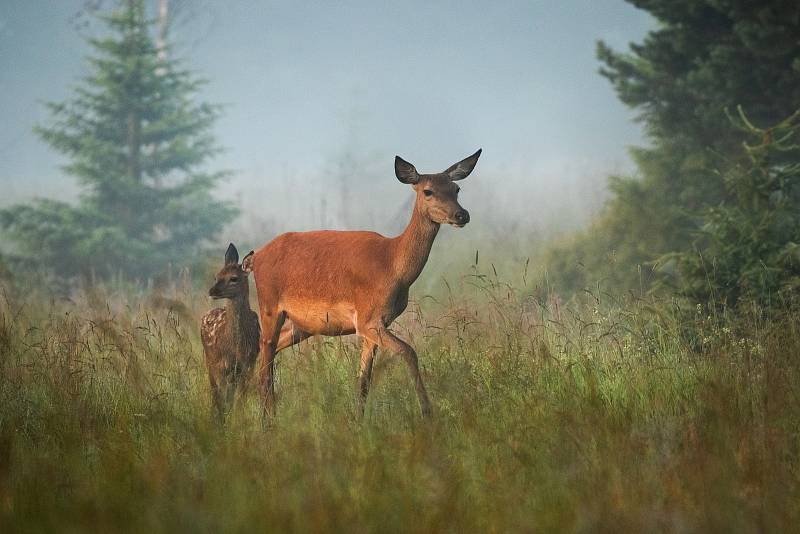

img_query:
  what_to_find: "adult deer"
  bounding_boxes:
[251,149,482,417]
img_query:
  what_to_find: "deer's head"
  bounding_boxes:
[395,149,481,227]
[208,243,254,300]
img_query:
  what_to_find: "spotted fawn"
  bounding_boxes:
[201,243,260,422]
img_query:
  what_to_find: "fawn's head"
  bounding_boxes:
[208,243,254,300]
[395,149,481,227]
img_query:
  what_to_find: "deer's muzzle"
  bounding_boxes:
[453,209,470,227]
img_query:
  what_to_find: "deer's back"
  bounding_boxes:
[253,230,403,334]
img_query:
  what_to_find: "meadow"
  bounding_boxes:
[1,265,799,532]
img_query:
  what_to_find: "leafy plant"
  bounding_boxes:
[665,108,800,309]
[546,1,800,295]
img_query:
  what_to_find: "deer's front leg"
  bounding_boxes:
[356,339,377,417]
[363,323,432,418]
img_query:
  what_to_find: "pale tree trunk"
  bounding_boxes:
[153,0,168,188]
[157,0,169,63]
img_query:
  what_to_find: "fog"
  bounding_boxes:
[0,0,652,247]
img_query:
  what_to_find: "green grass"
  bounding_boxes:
[0,274,799,532]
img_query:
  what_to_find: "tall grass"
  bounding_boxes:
[0,271,798,532]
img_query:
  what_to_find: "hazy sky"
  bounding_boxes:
[0,0,653,235]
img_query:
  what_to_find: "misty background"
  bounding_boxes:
[0,1,653,253]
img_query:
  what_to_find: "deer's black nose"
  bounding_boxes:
[454,210,470,226]
[208,283,221,297]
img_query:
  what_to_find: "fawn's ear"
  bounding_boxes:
[224,243,239,265]
[395,155,420,184]
[444,149,482,181]
[241,250,255,273]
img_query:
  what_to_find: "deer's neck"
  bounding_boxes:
[224,294,250,343]
[393,203,440,286]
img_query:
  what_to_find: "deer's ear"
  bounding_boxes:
[444,149,482,181]
[241,250,255,273]
[395,156,420,184]
[224,243,239,265]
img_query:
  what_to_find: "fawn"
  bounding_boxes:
[201,243,261,421]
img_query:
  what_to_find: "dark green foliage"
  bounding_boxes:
[0,0,236,281]
[665,109,800,308]
[547,0,800,295]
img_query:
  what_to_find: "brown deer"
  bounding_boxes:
[251,149,482,417]
[201,243,261,422]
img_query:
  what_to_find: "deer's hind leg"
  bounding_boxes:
[257,308,286,416]
[276,322,312,352]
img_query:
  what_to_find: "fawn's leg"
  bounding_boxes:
[204,351,230,423]
[208,371,225,423]
[230,360,251,415]
[219,375,236,420]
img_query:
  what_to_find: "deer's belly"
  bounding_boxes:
[281,297,356,336]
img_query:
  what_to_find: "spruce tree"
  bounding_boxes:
[0,0,236,281]
[546,0,800,294]
[670,108,800,309]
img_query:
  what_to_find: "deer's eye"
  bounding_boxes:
[230,276,239,283]
[423,189,433,197]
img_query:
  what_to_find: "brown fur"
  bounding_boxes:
[200,244,261,422]
[251,150,481,417]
